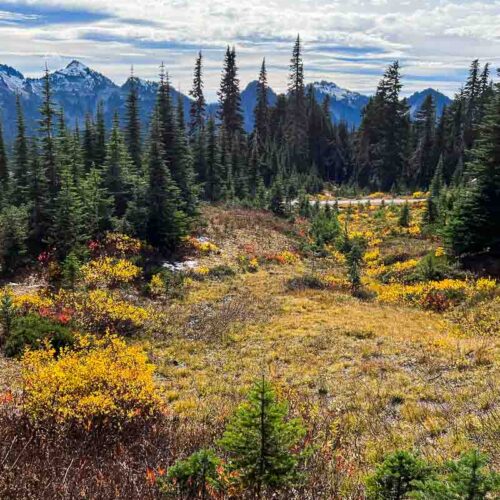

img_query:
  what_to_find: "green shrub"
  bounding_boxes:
[160,269,187,299]
[286,274,326,291]
[158,449,222,499]
[367,449,499,500]
[410,450,499,499]
[309,209,340,248]
[0,291,14,347]
[4,314,74,358]
[207,265,236,280]
[413,253,463,282]
[61,252,82,289]
[398,202,411,228]
[366,451,432,500]
[347,240,364,291]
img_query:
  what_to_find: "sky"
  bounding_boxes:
[0,0,499,99]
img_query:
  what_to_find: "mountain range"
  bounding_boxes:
[0,60,452,142]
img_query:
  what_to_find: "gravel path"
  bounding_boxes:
[319,197,426,206]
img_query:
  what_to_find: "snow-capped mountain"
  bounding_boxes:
[0,64,27,95]
[0,61,191,140]
[407,88,452,118]
[0,60,452,141]
[311,81,370,127]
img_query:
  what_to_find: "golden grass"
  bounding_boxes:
[1,204,498,493]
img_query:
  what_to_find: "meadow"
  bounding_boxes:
[0,199,498,498]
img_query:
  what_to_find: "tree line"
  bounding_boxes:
[0,35,498,273]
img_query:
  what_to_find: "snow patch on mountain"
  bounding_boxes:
[312,81,366,105]
[0,64,27,95]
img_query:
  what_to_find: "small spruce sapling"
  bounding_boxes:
[158,449,222,499]
[366,450,432,500]
[219,377,306,497]
[398,202,411,228]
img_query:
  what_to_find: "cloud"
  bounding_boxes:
[0,0,498,97]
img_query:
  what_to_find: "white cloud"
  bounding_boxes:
[0,0,498,97]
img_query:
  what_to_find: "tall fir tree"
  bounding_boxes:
[12,95,29,205]
[80,167,112,240]
[146,111,186,251]
[0,114,9,205]
[254,58,270,146]
[174,95,199,216]
[82,113,95,171]
[48,165,85,259]
[189,51,206,137]
[27,139,50,254]
[125,71,142,173]
[39,65,58,199]
[205,116,224,201]
[94,100,107,167]
[285,35,308,169]
[103,113,134,220]
[356,61,409,191]
[217,46,244,134]
[411,94,436,188]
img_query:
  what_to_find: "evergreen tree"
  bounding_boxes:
[159,449,223,499]
[321,93,331,122]
[80,167,112,240]
[0,205,29,274]
[286,35,308,169]
[103,113,134,220]
[399,202,411,227]
[219,378,306,496]
[356,61,409,191]
[411,94,436,188]
[146,112,186,251]
[445,76,500,256]
[94,100,107,167]
[12,95,29,205]
[125,72,142,173]
[254,58,270,146]
[366,451,432,500]
[48,166,85,259]
[27,139,50,254]
[204,117,224,201]
[0,116,9,205]
[156,65,177,176]
[269,176,287,217]
[189,51,206,137]
[39,65,58,198]
[82,113,95,172]
[174,95,199,216]
[217,46,244,134]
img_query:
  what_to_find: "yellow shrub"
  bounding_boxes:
[364,249,380,265]
[12,291,54,312]
[81,257,141,287]
[55,289,149,333]
[21,335,162,426]
[149,273,165,297]
[370,278,497,311]
[103,232,143,257]
[434,247,446,258]
[184,236,219,254]
[412,191,427,198]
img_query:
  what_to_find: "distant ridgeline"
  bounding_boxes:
[0,60,451,141]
